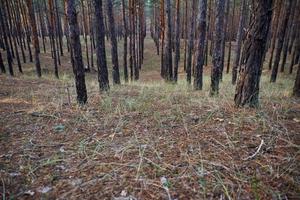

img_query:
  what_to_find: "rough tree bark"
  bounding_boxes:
[232,0,246,84]
[26,0,42,77]
[211,0,225,95]
[173,0,180,82]
[48,0,59,78]
[106,0,121,84]
[0,1,13,76]
[186,0,196,85]
[164,0,173,81]
[235,0,273,107]
[194,0,207,90]
[122,0,128,82]
[93,0,109,91]
[66,0,88,104]
[270,0,292,82]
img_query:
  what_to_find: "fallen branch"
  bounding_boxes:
[243,139,264,161]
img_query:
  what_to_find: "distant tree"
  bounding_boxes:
[5,0,22,73]
[93,0,109,91]
[106,0,121,84]
[80,0,90,72]
[164,0,173,81]
[0,1,13,76]
[290,31,300,73]
[293,63,300,97]
[48,0,59,78]
[235,0,273,107]
[173,0,180,82]
[232,0,246,84]
[186,0,196,85]
[26,0,42,77]
[122,0,128,82]
[211,0,225,95]
[270,0,292,82]
[280,0,297,72]
[219,0,230,81]
[268,0,283,70]
[66,0,88,104]
[194,0,207,90]
[226,0,235,74]
[183,0,188,72]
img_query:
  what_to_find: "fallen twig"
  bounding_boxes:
[243,139,264,160]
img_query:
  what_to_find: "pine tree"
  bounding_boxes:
[211,0,225,95]
[194,0,207,90]
[270,0,292,82]
[106,0,121,84]
[235,0,273,107]
[93,0,109,91]
[66,0,88,104]
[26,0,42,77]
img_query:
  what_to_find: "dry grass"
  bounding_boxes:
[0,37,299,199]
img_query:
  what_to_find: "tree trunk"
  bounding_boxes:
[280,0,297,72]
[66,0,88,104]
[194,0,207,90]
[122,0,128,83]
[164,0,173,81]
[232,0,246,84]
[48,0,59,78]
[186,0,196,85]
[106,0,121,84]
[270,0,292,82]
[235,0,273,107]
[173,0,180,82]
[211,0,225,95]
[226,0,235,73]
[268,0,282,70]
[219,0,230,81]
[93,0,109,91]
[0,0,14,76]
[26,0,42,77]
[293,62,300,97]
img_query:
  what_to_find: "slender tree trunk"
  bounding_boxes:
[93,0,109,91]
[270,0,292,82]
[164,0,173,81]
[235,0,273,107]
[211,0,225,95]
[81,0,90,71]
[160,0,165,78]
[122,0,128,82]
[232,0,246,84]
[226,0,235,73]
[26,0,42,77]
[6,0,22,73]
[0,0,14,76]
[186,0,196,85]
[268,0,282,70]
[106,0,121,84]
[48,0,59,78]
[219,0,230,81]
[66,0,88,104]
[183,0,188,72]
[174,0,180,82]
[194,0,207,90]
[280,0,297,72]
[293,62,300,97]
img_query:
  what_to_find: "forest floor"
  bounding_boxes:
[1,38,300,199]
